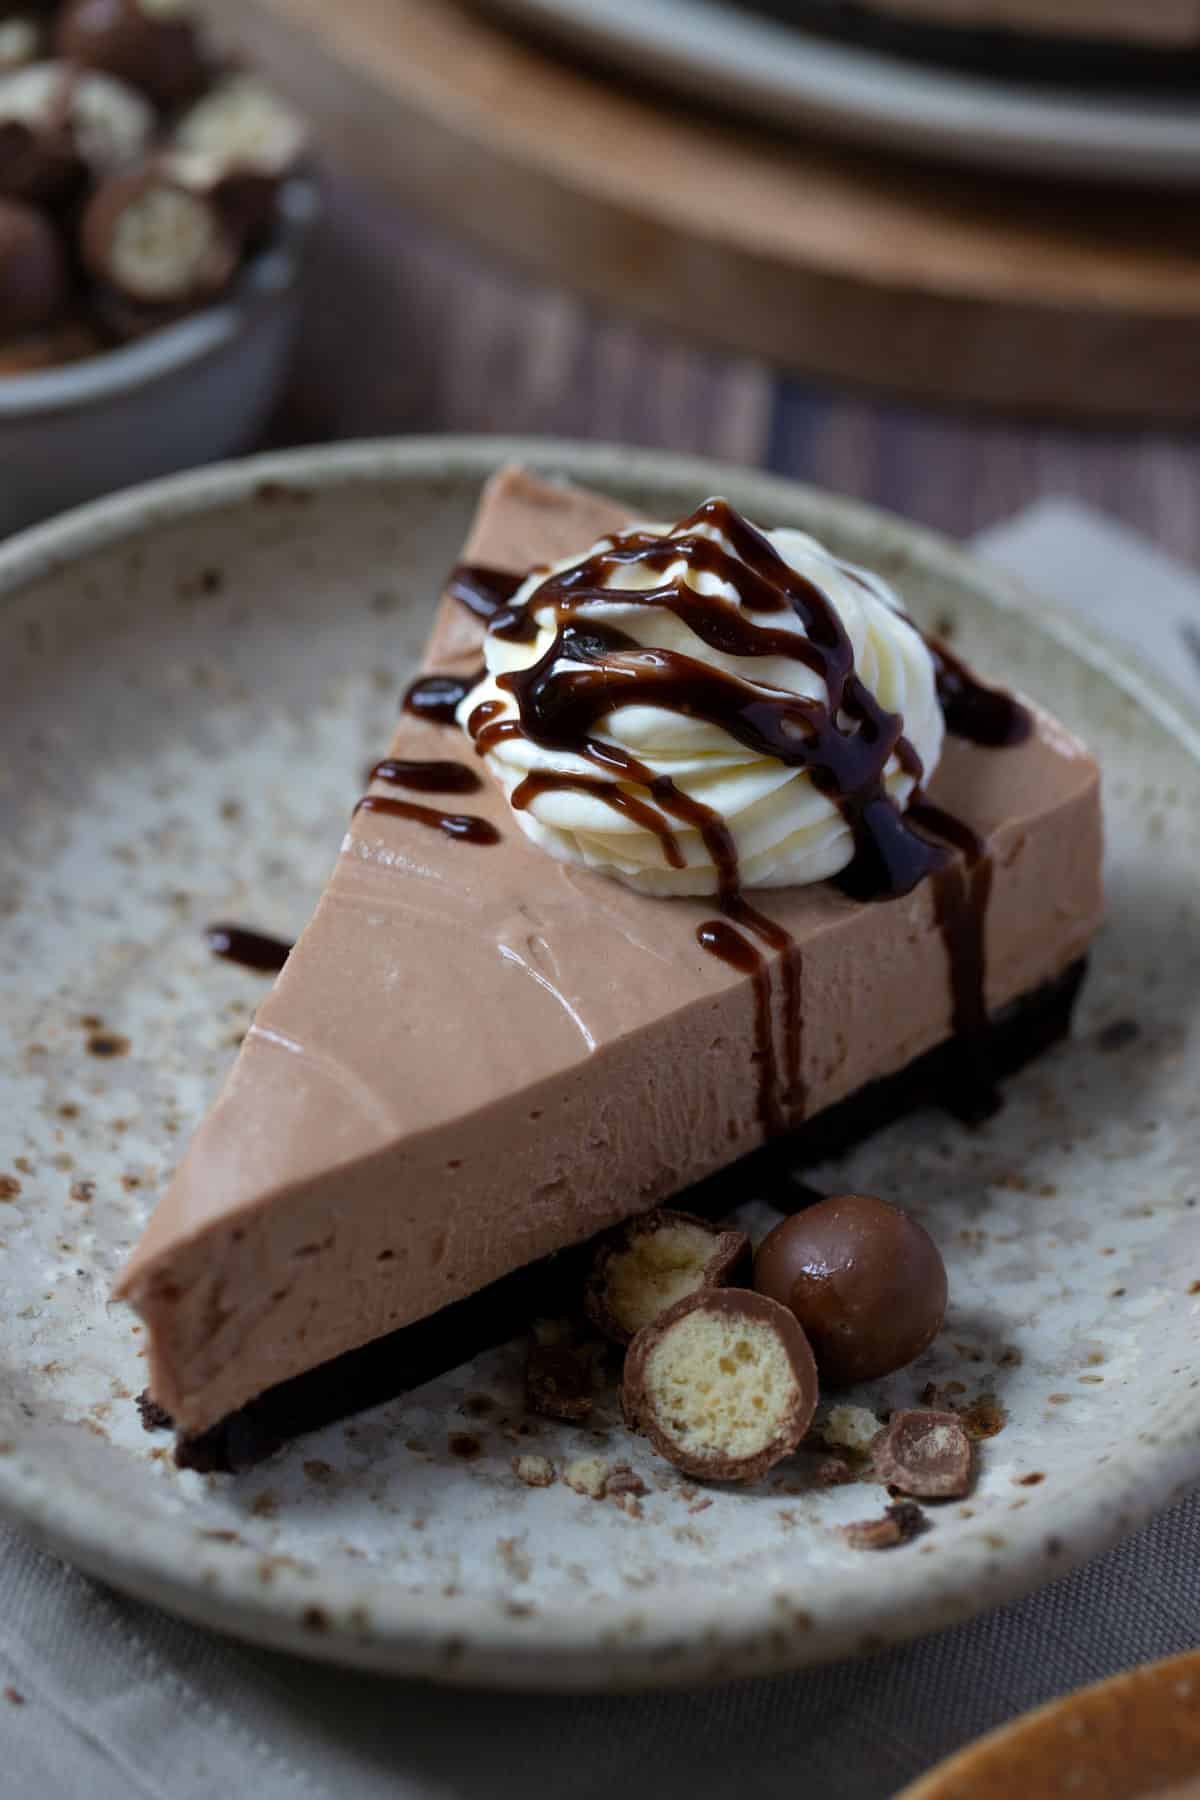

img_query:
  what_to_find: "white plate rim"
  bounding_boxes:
[479,0,1200,186]
[1,434,1199,1689]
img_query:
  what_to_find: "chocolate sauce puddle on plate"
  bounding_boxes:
[447,504,1031,1128]
[206,924,293,973]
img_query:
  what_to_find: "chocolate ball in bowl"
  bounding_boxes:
[0,193,67,339]
[55,0,209,111]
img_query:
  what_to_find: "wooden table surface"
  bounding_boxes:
[271,168,1200,564]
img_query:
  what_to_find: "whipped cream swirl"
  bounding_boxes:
[457,503,944,895]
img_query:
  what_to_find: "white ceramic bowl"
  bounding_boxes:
[0,180,317,538]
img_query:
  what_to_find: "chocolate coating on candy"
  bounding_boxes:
[0,115,80,203]
[81,161,237,307]
[162,150,281,250]
[0,63,155,181]
[584,1208,751,1345]
[754,1193,947,1386]
[872,1408,973,1500]
[0,194,66,338]
[622,1289,818,1484]
[55,0,208,111]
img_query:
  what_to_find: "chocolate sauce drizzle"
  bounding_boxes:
[445,508,1030,1128]
[370,757,482,795]
[926,637,1031,749]
[206,924,293,973]
[353,755,499,846]
[446,564,525,623]
[399,569,527,725]
[402,671,484,726]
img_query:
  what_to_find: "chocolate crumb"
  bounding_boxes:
[302,1459,334,1484]
[512,1454,555,1488]
[843,1501,926,1550]
[959,1395,1007,1439]
[872,1411,973,1500]
[87,1032,130,1058]
[69,1179,95,1203]
[448,1432,482,1461]
[301,1606,328,1632]
[461,1392,496,1418]
[526,1343,593,1422]
[496,1537,533,1582]
[1016,1471,1045,1486]
[250,1490,279,1518]
[810,1453,856,1488]
[136,1390,172,1432]
[604,1463,648,1500]
[563,1455,610,1499]
[3,1687,23,1706]
[0,1175,20,1201]
[1097,1018,1140,1053]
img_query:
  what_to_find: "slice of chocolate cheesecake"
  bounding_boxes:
[116,467,1102,1444]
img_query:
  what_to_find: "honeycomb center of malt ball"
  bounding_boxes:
[179,79,303,169]
[645,1312,798,1461]
[609,1224,718,1335]
[111,186,218,297]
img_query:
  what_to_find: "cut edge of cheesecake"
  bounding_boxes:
[115,465,1103,1440]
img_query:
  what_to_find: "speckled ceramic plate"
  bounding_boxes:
[899,1648,1200,1799]
[1,439,1198,1691]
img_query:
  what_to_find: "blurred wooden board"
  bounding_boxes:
[208,0,1200,420]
